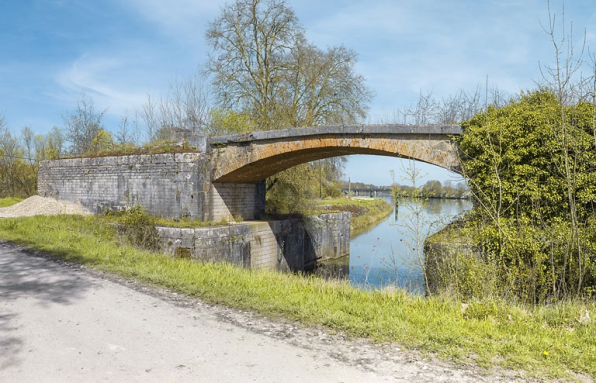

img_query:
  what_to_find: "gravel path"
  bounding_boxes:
[0,240,536,382]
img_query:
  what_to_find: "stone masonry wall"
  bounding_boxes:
[208,182,266,221]
[158,212,350,271]
[38,153,209,219]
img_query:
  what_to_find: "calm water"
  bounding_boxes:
[320,196,472,293]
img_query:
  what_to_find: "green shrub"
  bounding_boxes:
[110,206,160,251]
[447,90,596,303]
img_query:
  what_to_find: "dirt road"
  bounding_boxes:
[0,240,522,382]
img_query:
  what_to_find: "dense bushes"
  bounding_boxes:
[108,207,161,251]
[439,90,596,303]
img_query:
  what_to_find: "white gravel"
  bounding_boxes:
[0,196,91,218]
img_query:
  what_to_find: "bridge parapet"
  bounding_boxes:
[209,124,462,183]
[210,124,462,145]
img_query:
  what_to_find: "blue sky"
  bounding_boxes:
[1,0,595,186]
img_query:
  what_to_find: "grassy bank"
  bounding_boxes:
[0,214,595,379]
[0,197,24,208]
[315,197,393,237]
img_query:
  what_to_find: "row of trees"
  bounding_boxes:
[344,179,468,199]
[392,180,468,199]
[0,116,63,198]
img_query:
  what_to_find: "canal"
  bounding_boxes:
[319,195,472,293]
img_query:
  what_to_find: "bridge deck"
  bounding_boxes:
[210,124,462,145]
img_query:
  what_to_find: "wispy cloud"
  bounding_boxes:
[2,0,595,137]
[54,50,164,117]
[300,0,563,120]
[118,0,225,47]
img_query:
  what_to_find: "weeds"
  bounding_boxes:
[105,206,160,250]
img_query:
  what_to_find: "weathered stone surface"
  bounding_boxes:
[208,181,266,221]
[38,153,209,219]
[210,124,462,183]
[38,124,461,221]
[157,212,350,271]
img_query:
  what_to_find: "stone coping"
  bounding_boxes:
[209,124,462,145]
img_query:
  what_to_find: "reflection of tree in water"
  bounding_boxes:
[424,199,443,215]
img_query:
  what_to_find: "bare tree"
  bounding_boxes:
[0,125,26,196]
[538,1,586,105]
[142,94,159,142]
[117,112,130,146]
[63,92,106,155]
[206,1,372,130]
[539,0,588,294]
[47,126,64,158]
[411,90,438,124]
[280,43,373,127]
[206,0,304,130]
[116,110,141,146]
[139,74,211,142]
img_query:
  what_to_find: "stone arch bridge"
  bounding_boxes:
[208,124,462,220]
[211,124,461,183]
[39,124,462,222]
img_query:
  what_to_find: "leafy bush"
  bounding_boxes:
[457,90,596,223]
[110,206,161,251]
[448,90,596,303]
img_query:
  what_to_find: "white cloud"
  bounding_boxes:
[118,0,226,44]
[54,52,158,117]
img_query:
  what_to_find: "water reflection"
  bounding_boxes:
[317,196,472,293]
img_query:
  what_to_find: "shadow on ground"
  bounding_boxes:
[0,240,96,370]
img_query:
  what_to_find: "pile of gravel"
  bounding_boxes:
[0,196,92,218]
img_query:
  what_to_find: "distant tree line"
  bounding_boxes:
[342,180,468,199]
[0,116,63,198]
[392,180,468,199]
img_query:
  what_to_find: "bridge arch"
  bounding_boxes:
[210,124,462,184]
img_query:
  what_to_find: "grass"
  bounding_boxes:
[0,197,24,208]
[0,214,595,379]
[101,212,229,229]
[315,197,393,237]
[62,139,200,159]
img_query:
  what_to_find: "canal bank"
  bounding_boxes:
[156,197,393,272]
[1,209,594,378]
[157,212,350,272]
[318,196,472,292]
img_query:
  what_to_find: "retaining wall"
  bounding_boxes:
[209,182,266,221]
[38,153,209,219]
[157,212,350,271]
